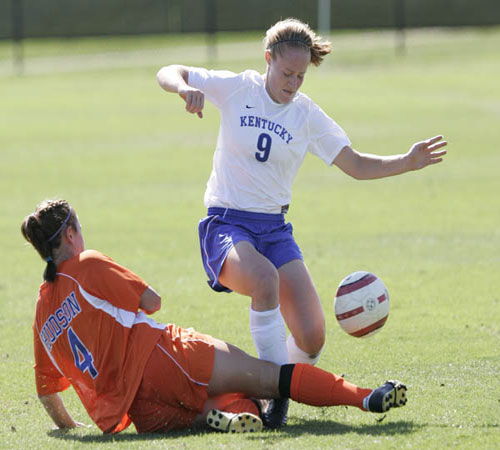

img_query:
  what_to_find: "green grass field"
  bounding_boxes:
[1,27,499,449]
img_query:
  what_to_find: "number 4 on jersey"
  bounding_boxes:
[68,327,98,379]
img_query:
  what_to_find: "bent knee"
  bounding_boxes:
[294,328,325,356]
[250,268,279,310]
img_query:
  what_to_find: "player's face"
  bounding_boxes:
[265,46,310,104]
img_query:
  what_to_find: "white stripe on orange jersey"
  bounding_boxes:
[57,272,165,331]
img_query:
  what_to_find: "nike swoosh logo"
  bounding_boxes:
[245,105,255,109]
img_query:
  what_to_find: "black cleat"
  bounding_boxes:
[367,380,407,413]
[262,398,289,429]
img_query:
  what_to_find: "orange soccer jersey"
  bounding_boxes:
[33,250,165,433]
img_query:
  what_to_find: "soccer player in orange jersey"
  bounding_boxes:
[22,199,407,434]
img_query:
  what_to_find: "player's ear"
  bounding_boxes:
[63,224,75,243]
[265,50,271,65]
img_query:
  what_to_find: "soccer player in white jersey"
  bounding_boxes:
[157,18,447,428]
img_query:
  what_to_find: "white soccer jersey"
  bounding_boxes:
[188,68,351,214]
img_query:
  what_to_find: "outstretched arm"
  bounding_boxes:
[39,393,84,429]
[333,135,448,180]
[157,64,205,118]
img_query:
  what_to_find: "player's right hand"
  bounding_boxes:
[178,87,204,118]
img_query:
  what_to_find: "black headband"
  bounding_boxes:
[269,38,309,48]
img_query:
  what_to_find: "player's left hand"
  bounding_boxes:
[51,421,89,431]
[74,421,90,428]
[406,135,448,171]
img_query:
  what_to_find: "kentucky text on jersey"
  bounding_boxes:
[40,291,81,351]
[240,115,294,144]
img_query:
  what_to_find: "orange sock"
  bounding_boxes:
[289,363,372,410]
[223,398,260,417]
[209,393,260,417]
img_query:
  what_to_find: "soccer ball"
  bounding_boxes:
[334,271,390,338]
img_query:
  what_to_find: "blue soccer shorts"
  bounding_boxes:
[198,207,303,292]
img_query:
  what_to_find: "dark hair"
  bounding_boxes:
[21,199,76,282]
[264,18,332,67]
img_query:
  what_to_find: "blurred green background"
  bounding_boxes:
[0,26,499,449]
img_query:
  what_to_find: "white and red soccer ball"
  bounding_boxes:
[334,271,390,338]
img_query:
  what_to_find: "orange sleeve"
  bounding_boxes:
[77,251,148,313]
[33,327,71,396]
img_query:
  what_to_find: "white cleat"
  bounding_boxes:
[206,409,263,433]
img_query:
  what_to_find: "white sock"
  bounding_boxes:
[249,306,288,365]
[287,334,323,365]
[362,393,372,411]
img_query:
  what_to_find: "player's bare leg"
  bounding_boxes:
[219,241,278,310]
[278,259,326,363]
[207,339,280,398]
[219,241,289,428]
[193,340,276,433]
[258,259,325,429]
[202,338,407,432]
[219,241,288,365]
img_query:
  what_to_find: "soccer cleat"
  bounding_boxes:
[367,380,407,413]
[261,398,289,429]
[206,409,263,433]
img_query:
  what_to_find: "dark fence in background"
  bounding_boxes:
[2,0,500,40]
